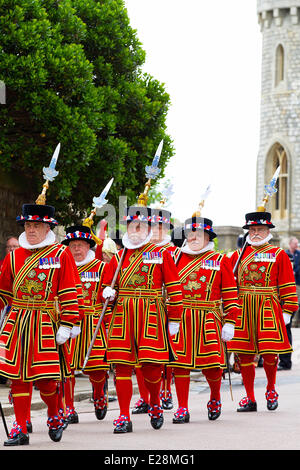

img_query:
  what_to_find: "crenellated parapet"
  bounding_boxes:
[258,1,300,29]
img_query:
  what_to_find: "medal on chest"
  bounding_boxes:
[200,259,220,270]
[38,257,61,269]
[142,251,163,264]
[253,253,276,263]
[80,271,100,283]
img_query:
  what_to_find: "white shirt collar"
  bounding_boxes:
[181,241,215,255]
[153,235,172,247]
[18,230,56,250]
[122,230,153,250]
[246,233,273,247]
[75,249,96,266]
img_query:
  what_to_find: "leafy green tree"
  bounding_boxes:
[0,0,174,224]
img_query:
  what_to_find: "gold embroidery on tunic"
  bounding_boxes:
[20,279,44,296]
[127,273,146,287]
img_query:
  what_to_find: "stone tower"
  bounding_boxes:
[256,0,300,246]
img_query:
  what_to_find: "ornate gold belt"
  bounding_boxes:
[11,298,56,311]
[182,299,221,310]
[118,288,163,299]
[11,298,58,323]
[239,286,278,296]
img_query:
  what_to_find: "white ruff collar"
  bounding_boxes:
[246,233,273,247]
[153,235,172,247]
[19,230,56,250]
[122,230,153,250]
[75,250,95,266]
[182,241,215,255]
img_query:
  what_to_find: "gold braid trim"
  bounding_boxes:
[12,393,31,398]
[40,390,57,397]
[144,377,162,384]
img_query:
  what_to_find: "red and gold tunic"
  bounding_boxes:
[228,243,298,354]
[99,243,183,365]
[173,250,240,369]
[0,243,81,381]
[162,244,180,260]
[69,258,109,371]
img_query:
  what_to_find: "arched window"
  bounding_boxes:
[275,44,284,86]
[267,143,288,219]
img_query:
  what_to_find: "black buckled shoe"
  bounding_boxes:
[151,415,164,430]
[67,410,79,424]
[95,406,107,420]
[58,409,68,430]
[48,427,64,442]
[4,432,29,447]
[265,390,278,411]
[61,418,68,430]
[47,416,64,442]
[162,396,173,410]
[4,423,29,446]
[94,397,107,420]
[132,398,149,414]
[26,420,33,434]
[207,400,222,421]
[149,405,164,430]
[172,407,190,424]
[113,415,133,434]
[237,397,257,412]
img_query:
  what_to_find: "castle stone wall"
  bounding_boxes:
[256,3,300,241]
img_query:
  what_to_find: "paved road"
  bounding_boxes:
[1,329,300,453]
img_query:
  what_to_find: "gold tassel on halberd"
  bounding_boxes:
[35,181,49,205]
[137,179,151,207]
[82,210,103,246]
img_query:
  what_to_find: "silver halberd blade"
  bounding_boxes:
[43,143,61,182]
[92,178,114,209]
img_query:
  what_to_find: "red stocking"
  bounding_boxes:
[135,365,150,404]
[142,363,163,407]
[65,376,74,411]
[239,353,256,401]
[37,378,59,417]
[173,367,190,409]
[262,353,278,391]
[88,370,107,399]
[26,382,33,425]
[161,366,173,398]
[10,380,32,432]
[115,364,133,418]
[202,367,223,401]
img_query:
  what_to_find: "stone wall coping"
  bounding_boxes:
[257,0,300,13]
